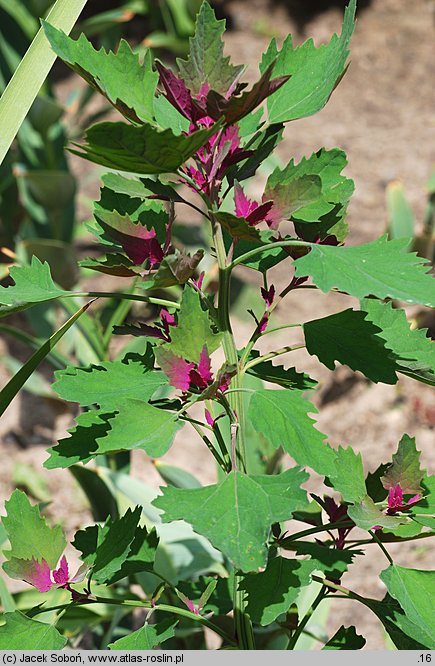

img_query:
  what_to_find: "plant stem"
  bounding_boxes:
[243,345,306,372]
[73,292,181,310]
[279,520,355,547]
[369,529,394,564]
[211,214,255,649]
[287,584,327,650]
[229,240,311,270]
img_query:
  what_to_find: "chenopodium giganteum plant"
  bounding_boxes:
[1,0,435,651]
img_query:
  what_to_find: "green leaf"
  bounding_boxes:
[79,254,145,278]
[227,123,284,186]
[72,507,154,583]
[381,434,424,495]
[290,542,359,578]
[53,360,165,409]
[363,594,431,649]
[2,490,66,569]
[0,0,88,165]
[303,309,398,384]
[380,565,435,646]
[153,468,308,572]
[177,1,243,97]
[109,618,177,650]
[294,236,435,307]
[46,400,183,467]
[263,175,322,226]
[245,352,317,391]
[260,0,355,123]
[240,557,315,625]
[177,576,233,615]
[265,149,353,240]
[0,256,69,311]
[329,445,366,504]
[248,389,336,478]
[347,496,408,531]
[323,625,366,650]
[0,612,66,649]
[166,287,222,363]
[361,299,435,386]
[214,211,262,242]
[69,465,119,522]
[138,250,205,290]
[43,23,158,124]
[71,120,219,175]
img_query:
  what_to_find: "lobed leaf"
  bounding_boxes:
[294,236,435,307]
[177,1,244,97]
[43,22,158,124]
[381,434,424,495]
[70,121,219,175]
[361,298,435,386]
[153,468,308,572]
[0,612,66,650]
[2,490,66,571]
[248,389,336,478]
[240,557,315,625]
[109,618,177,650]
[245,352,317,391]
[347,496,408,531]
[323,626,366,650]
[303,309,398,384]
[380,565,435,646]
[0,257,69,312]
[260,0,356,123]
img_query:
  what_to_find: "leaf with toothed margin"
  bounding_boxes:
[381,434,424,495]
[177,1,244,97]
[248,389,336,478]
[109,618,178,650]
[347,496,408,531]
[260,0,356,123]
[70,121,220,175]
[0,612,67,649]
[43,22,158,124]
[79,254,146,277]
[239,557,316,625]
[303,309,399,384]
[380,565,435,646]
[53,360,165,409]
[165,287,222,363]
[323,626,366,650]
[244,351,317,390]
[152,468,308,572]
[294,236,435,307]
[2,491,66,583]
[0,257,70,314]
[361,298,435,386]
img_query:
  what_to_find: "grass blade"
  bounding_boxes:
[0,0,89,165]
[0,300,94,417]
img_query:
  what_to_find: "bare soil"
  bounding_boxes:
[1,0,434,649]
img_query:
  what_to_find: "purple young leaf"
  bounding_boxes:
[261,285,275,308]
[20,559,53,593]
[158,349,195,392]
[205,409,215,427]
[156,61,194,120]
[235,182,258,218]
[52,555,69,586]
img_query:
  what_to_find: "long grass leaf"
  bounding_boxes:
[0,300,94,417]
[0,0,89,165]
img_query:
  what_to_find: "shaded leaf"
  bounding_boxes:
[303,309,398,384]
[214,211,262,242]
[263,175,322,228]
[240,557,315,625]
[290,542,359,577]
[260,0,356,123]
[363,594,431,649]
[79,254,145,277]
[153,468,308,572]
[71,121,219,175]
[361,299,435,386]
[245,352,317,391]
[294,236,435,307]
[323,625,366,650]
[380,565,435,646]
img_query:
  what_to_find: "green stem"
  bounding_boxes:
[279,521,355,547]
[369,529,394,564]
[287,584,327,650]
[229,240,311,270]
[102,277,139,350]
[211,215,255,650]
[74,292,181,310]
[243,345,306,372]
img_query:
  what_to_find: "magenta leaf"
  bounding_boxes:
[155,61,195,121]
[52,555,69,586]
[155,348,195,392]
[18,559,53,593]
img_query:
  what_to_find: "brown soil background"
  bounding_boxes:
[1,0,434,649]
